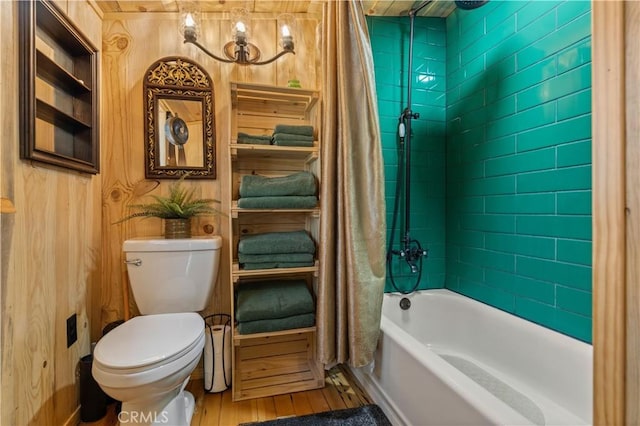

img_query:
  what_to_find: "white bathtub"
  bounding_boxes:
[351,289,592,426]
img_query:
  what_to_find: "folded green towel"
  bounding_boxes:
[236,279,314,322]
[238,133,272,145]
[273,124,314,137]
[238,230,315,255]
[239,171,317,198]
[272,139,314,147]
[237,313,315,334]
[237,196,318,209]
[272,133,314,142]
[241,261,315,270]
[238,253,314,264]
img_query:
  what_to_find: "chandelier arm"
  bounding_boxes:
[248,49,295,66]
[184,39,236,63]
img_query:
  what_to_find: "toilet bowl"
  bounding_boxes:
[92,237,222,426]
[93,313,205,425]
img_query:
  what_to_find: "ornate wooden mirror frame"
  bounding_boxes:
[143,56,216,179]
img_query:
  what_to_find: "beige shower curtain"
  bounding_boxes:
[316,0,387,367]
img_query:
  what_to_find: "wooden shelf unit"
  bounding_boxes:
[228,82,323,401]
[19,0,99,173]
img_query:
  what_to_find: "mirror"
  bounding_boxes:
[143,56,216,179]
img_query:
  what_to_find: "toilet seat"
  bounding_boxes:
[93,313,205,389]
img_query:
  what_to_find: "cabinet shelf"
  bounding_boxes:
[36,98,91,131]
[36,50,91,94]
[230,143,319,163]
[231,260,319,282]
[19,0,99,174]
[231,82,318,118]
[233,326,317,344]
[231,201,320,218]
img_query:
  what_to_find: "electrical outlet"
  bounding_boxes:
[66,314,77,348]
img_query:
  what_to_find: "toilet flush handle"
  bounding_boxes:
[124,259,142,267]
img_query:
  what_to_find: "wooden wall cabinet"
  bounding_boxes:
[228,82,325,401]
[19,0,100,174]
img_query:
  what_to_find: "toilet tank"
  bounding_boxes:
[123,237,222,314]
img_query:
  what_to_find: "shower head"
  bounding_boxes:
[455,0,489,10]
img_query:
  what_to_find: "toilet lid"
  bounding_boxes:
[94,313,204,369]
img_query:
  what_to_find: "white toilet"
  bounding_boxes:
[92,236,222,425]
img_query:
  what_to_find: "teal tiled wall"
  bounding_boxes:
[367,1,592,343]
[367,16,447,292]
[446,1,592,342]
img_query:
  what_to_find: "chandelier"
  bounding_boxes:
[181,7,295,66]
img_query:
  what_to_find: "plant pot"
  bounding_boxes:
[164,218,191,239]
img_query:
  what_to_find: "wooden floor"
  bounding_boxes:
[82,365,371,426]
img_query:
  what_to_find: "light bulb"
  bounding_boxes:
[185,13,195,29]
[281,24,290,37]
[236,21,246,33]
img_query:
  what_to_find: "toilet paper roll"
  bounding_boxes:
[204,324,231,393]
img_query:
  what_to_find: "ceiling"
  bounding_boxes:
[95,1,457,18]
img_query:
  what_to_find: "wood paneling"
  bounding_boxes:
[95,0,453,17]
[1,1,102,424]
[100,10,319,332]
[592,2,626,425]
[626,2,640,424]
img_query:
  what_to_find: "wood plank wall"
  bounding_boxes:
[99,11,320,333]
[0,1,103,425]
[625,2,640,424]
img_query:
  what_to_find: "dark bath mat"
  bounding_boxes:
[240,404,391,426]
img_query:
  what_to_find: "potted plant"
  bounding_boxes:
[115,175,222,239]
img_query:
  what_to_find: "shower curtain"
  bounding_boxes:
[316,0,387,367]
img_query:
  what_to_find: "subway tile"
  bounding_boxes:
[557,140,591,168]
[485,148,555,177]
[557,89,591,121]
[486,95,516,121]
[485,193,555,214]
[485,233,555,259]
[460,247,516,273]
[485,1,525,31]
[517,12,591,70]
[484,269,516,293]
[516,215,591,240]
[557,239,592,266]
[462,15,516,66]
[462,135,516,162]
[489,57,556,102]
[516,255,591,290]
[556,1,591,28]
[516,1,557,31]
[555,310,592,343]
[486,103,556,139]
[516,63,591,111]
[461,213,516,233]
[514,276,555,304]
[464,175,516,196]
[456,262,486,283]
[557,39,591,74]
[517,166,591,193]
[458,279,516,313]
[557,190,591,215]
[517,114,591,152]
[557,285,592,316]
[515,297,557,329]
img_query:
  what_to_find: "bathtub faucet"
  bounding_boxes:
[397,238,428,274]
